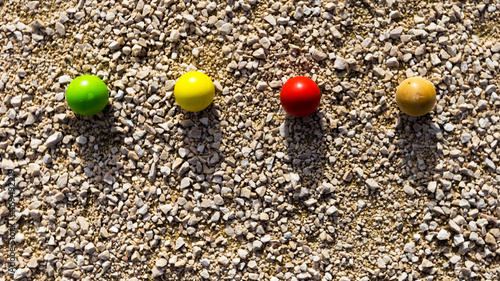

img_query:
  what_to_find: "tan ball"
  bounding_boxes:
[396,77,436,117]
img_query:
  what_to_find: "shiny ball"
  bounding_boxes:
[280,76,321,117]
[174,71,215,112]
[65,75,109,116]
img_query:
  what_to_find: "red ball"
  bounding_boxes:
[280,76,321,117]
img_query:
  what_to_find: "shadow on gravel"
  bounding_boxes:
[62,104,128,203]
[393,113,440,197]
[283,111,327,207]
[177,104,225,193]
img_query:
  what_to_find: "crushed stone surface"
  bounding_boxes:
[1,0,500,280]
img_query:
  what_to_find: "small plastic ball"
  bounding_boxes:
[174,71,215,112]
[65,75,109,116]
[280,76,321,117]
[396,77,436,117]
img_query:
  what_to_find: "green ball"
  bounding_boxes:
[65,75,109,116]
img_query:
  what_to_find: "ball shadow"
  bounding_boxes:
[282,111,327,207]
[174,104,225,195]
[393,113,441,198]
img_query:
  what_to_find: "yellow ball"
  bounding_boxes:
[396,77,436,117]
[174,71,215,112]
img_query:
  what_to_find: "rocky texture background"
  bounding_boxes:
[1,0,500,280]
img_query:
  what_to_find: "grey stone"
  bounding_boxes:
[45,132,63,147]
[437,229,450,240]
[55,22,65,36]
[366,179,379,189]
[263,15,276,26]
[253,48,266,59]
[256,81,267,91]
[386,57,399,67]
[334,57,346,70]
[175,237,185,250]
[219,23,233,35]
[311,48,327,61]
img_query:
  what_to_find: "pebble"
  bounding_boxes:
[74,12,85,20]
[53,21,65,36]
[449,255,461,264]
[253,48,266,59]
[357,200,366,209]
[294,6,304,19]
[311,48,327,61]
[421,259,434,269]
[386,57,399,68]
[59,75,72,84]
[84,243,96,253]
[389,10,400,19]
[437,229,450,240]
[45,132,63,147]
[170,30,180,42]
[156,258,167,268]
[10,95,22,107]
[477,100,487,110]
[256,81,268,91]
[263,15,276,26]
[14,233,24,243]
[200,258,210,267]
[430,53,441,65]
[214,195,224,205]
[365,179,379,189]
[17,68,26,77]
[403,185,415,196]
[484,158,496,170]
[326,205,338,215]
[175,237,185,250]
[217,256,229,267]
[27,258,38,268]
[330,27,342,39]
[453,234,464,246]
[136,70,149,79]
[373,67,385,77]
[131,45,143,56]
[443,123,455,132]
[14,268,31,279]
[269,80,282,88]
[404,242,415,253]
[27,1,39,9]
[238,249,249,259]
[361,37,372,48]
[75,135,87,145]
[334,58,346,70]
[180,177,191,189]
[201,269,210,279]
[219,23,233,35]
[390,27,403,39]
[105,11,115,21]
[461,133,471,143]
[449,220,461,233]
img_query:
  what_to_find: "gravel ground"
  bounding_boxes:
[1,0,500,280]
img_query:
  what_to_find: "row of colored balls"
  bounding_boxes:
[65,72,436,117]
